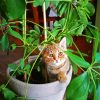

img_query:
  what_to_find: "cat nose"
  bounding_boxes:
[53,56,58,61]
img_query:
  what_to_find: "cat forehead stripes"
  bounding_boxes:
[43,44,59,52]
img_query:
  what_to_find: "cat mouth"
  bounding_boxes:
[48,59,65,67]
[48,59,67,70]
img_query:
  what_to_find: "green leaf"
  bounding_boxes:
[0,0,9,19]
[72,62,78,74]
[54,21,61,27]
[24,64,31,71]
[86,2,95,16]
[51,1,59,7]
[93,31,99,62]
[97,81,100,100]
[68,22,79,35]
[85,28,93,43]
[26,37,33,43]
[87,25,99,62]
[24,64,31,75]
[29,30,39,36]
[94,53,100,63]
[93,66,100,69]
[77,8,88,24]
[10,43,17,50]
[8,63,17,71]
[66,34,73,46]
[68,8,79,24]
[0,18,8,27]
[7,27,23,41]
[66,72,90,100]
[45,1,50,10]
[66,50,90,68]
[51,28,59,38]
[75,24,84,36]
[88,79,94,94]
[59,18,65,26]
[58,2,67,17]
[6,0,26,19]
[20,58,24,69]
[34,25,40,34]
[0,85,16,100]
[33,0,44,7]
[1,34,9,51]
[33,39,39,46]
[54,18,65,28]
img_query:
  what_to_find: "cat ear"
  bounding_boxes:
[59,37,66,50]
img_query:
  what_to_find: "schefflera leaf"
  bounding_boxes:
[7,27,23,41]
[66,71,90,100]
[1,33,9,51]
[0,85,16,100]
[6,0,26,19]
[65,50,90,68]
[33,0,44,7]
[94,53,100,63]
[96,81,100,100]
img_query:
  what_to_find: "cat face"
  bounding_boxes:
[42,38,67,68]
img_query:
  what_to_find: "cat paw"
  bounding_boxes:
[58,71,67,82]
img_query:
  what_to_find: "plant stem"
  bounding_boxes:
[25,45,45,97]
[63,3,70,31]
[22,5,27,81]
[27,20,55,39]
[82,34,96,40]
[92,69,100,76]
[5,65,20,87]
[26,1,33,4]
[22,8,27,45]
[43,2,47,41]
[89,69,97,90]
[9,21,22,24]
[72,41,85,60]
[27,20,45,29]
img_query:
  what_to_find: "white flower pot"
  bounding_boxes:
[7,56,72,100]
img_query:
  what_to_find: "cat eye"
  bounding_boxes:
[49,54,53,57]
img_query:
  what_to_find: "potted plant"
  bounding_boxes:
[0,0,100,100]
[0,0,72,99]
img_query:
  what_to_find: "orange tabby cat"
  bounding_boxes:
[41,37,70,82]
